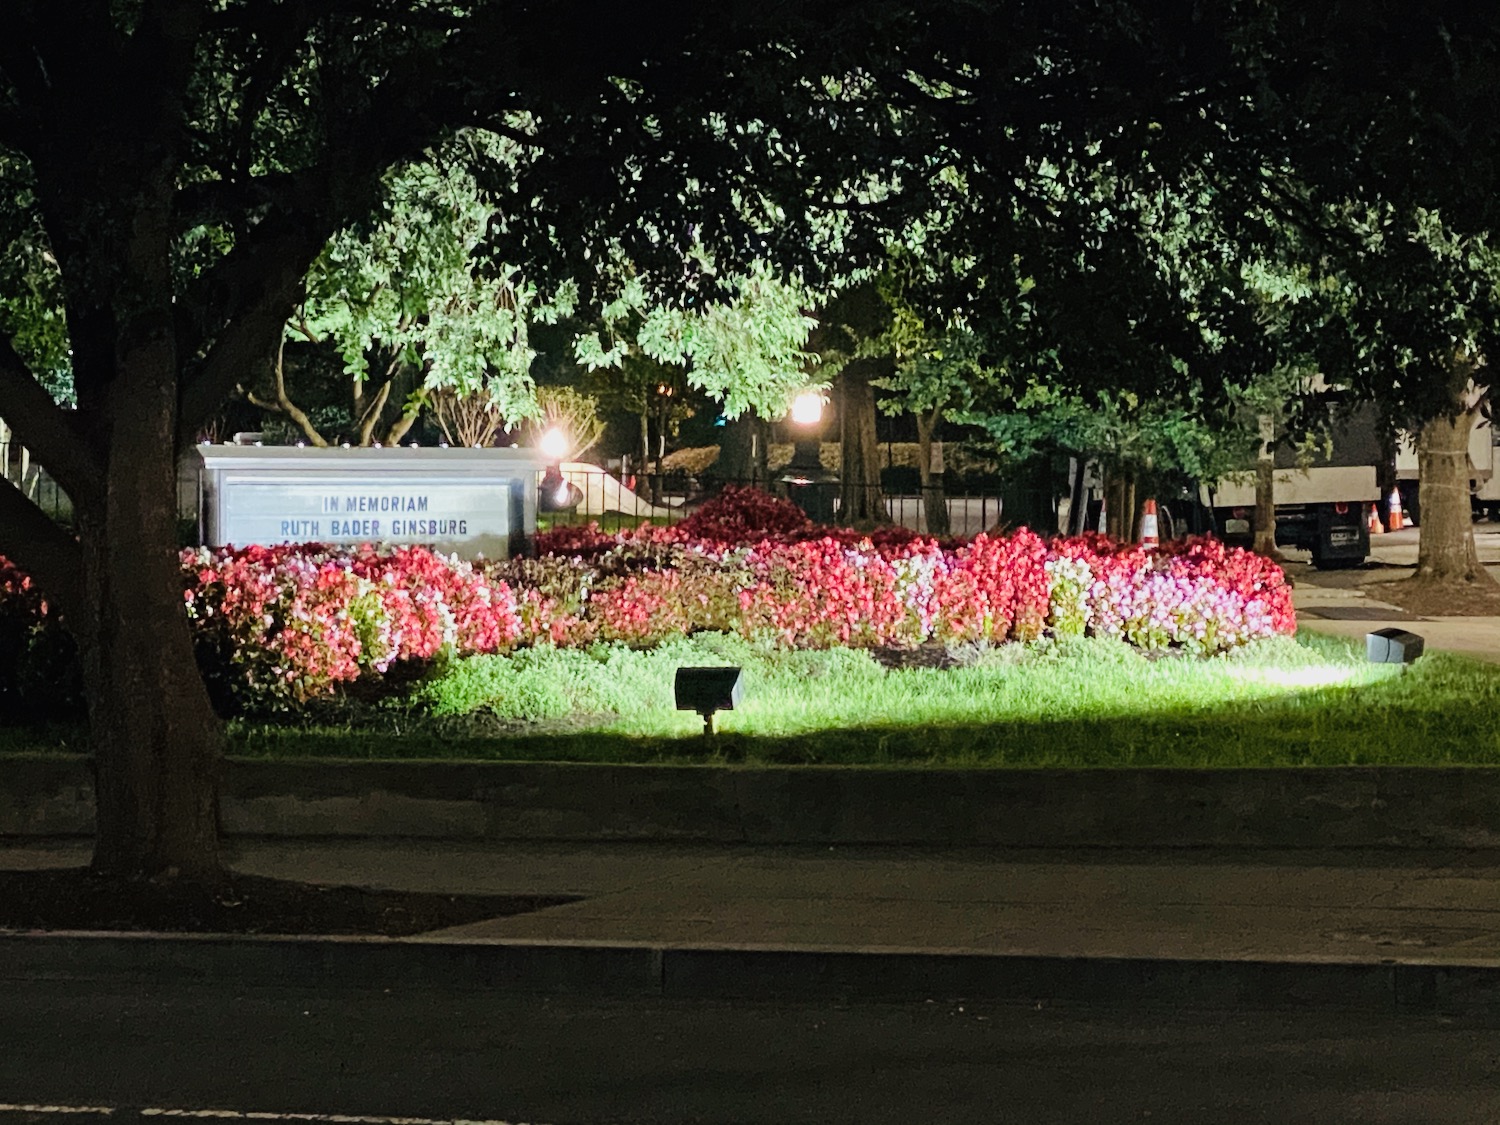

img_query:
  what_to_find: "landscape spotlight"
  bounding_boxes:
[675,666,744,736]
[1366,627,1425,666]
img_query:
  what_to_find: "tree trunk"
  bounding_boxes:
[915,408,950,536]
[79,482,224,881]
[837,358,889,525]
[651,395,669,504]
[75,311,223,882]
[1415,408,1492,585]
[1250,414,1281,558]
[67,170,224,881]
[1103,471,1126,539]
[1066,457,1088,535]
[1252,460,1282,558]
[717,412,767,487]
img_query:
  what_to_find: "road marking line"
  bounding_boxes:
[0,1108,116,1117]
[0,1108,543,1125]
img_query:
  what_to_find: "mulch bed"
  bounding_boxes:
[0,868,575,936]
[869,644,971,671]
[1364,577,1500,618]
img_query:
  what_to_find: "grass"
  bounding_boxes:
[215,630,1500,768]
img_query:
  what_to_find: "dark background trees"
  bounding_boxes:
[6,0,1500,883]
[0,0,896,881]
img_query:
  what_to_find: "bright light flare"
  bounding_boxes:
[539,426,569,462]
[1230,664,1361,690]
[790,392,825,426]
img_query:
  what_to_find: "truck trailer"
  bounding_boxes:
[1205,408,1382,568]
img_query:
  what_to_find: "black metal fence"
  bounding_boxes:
[538,466,1047,538]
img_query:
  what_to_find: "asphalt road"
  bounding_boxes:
[5,980,1500,1124]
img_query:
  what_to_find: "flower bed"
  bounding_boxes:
[0,555,80,721]
[523,489,1292,655]
[183,543,524,710]
[0,487,1295,714]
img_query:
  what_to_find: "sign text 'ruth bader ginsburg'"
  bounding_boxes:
[194,445,548,559]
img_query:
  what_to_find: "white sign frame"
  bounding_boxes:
[195,446,548,560]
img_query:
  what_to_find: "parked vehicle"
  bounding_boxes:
[1205,408,1382,568]
[1394,413,1500,524]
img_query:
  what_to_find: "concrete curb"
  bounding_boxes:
[8,757,1500,848]
[3,929,1497,1015]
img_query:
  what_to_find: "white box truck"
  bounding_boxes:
[1206,408,1382,568]
[1395,414,1500,523]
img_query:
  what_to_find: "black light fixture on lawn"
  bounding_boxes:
[1366,627,1425,666]
[675,666,745,736]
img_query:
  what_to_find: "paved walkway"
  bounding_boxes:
[1287,525,1500,662]
[9,838,1500,1004]
[233,839,1500,965]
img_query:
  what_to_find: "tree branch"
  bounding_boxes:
[0,336,103,499]
[173,171,303,231]
[356,379,392,445]
[178,220,329,437]
[0,477,82,618]
[242,338,329,447]
[177,2,582,432]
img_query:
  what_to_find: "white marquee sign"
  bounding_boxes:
[195,446,548,559]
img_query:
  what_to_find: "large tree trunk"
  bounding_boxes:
[717,412,767,487]
[1415,408,1492,585]
[63,163,225,881]
[837,358,889,525]
[915,408,950,536]
[78,442,224,881]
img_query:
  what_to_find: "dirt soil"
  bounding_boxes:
[1362,577,1500,618]
[0,868,574,936]
[1284,558,1500,617]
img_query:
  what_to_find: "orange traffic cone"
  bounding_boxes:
[1367,503,1384,535]
[1139,498,1159,550]
[1387,488,1404,531]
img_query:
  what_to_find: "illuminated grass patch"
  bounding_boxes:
[225,631,1500,768]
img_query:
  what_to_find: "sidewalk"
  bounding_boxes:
[1288,524,1500,662]
[7,837,1500,1012]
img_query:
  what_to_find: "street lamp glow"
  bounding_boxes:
[790,392,824,426]
[540,426,569,462]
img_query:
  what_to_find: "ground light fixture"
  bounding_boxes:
[1366,627,1425,666]
[675,666,745,736]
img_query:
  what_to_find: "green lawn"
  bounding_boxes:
[211,631,1500,768]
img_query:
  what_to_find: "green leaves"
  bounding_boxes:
[577,259,820,419]
[0,156,70,403]
[295,137,565,434]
